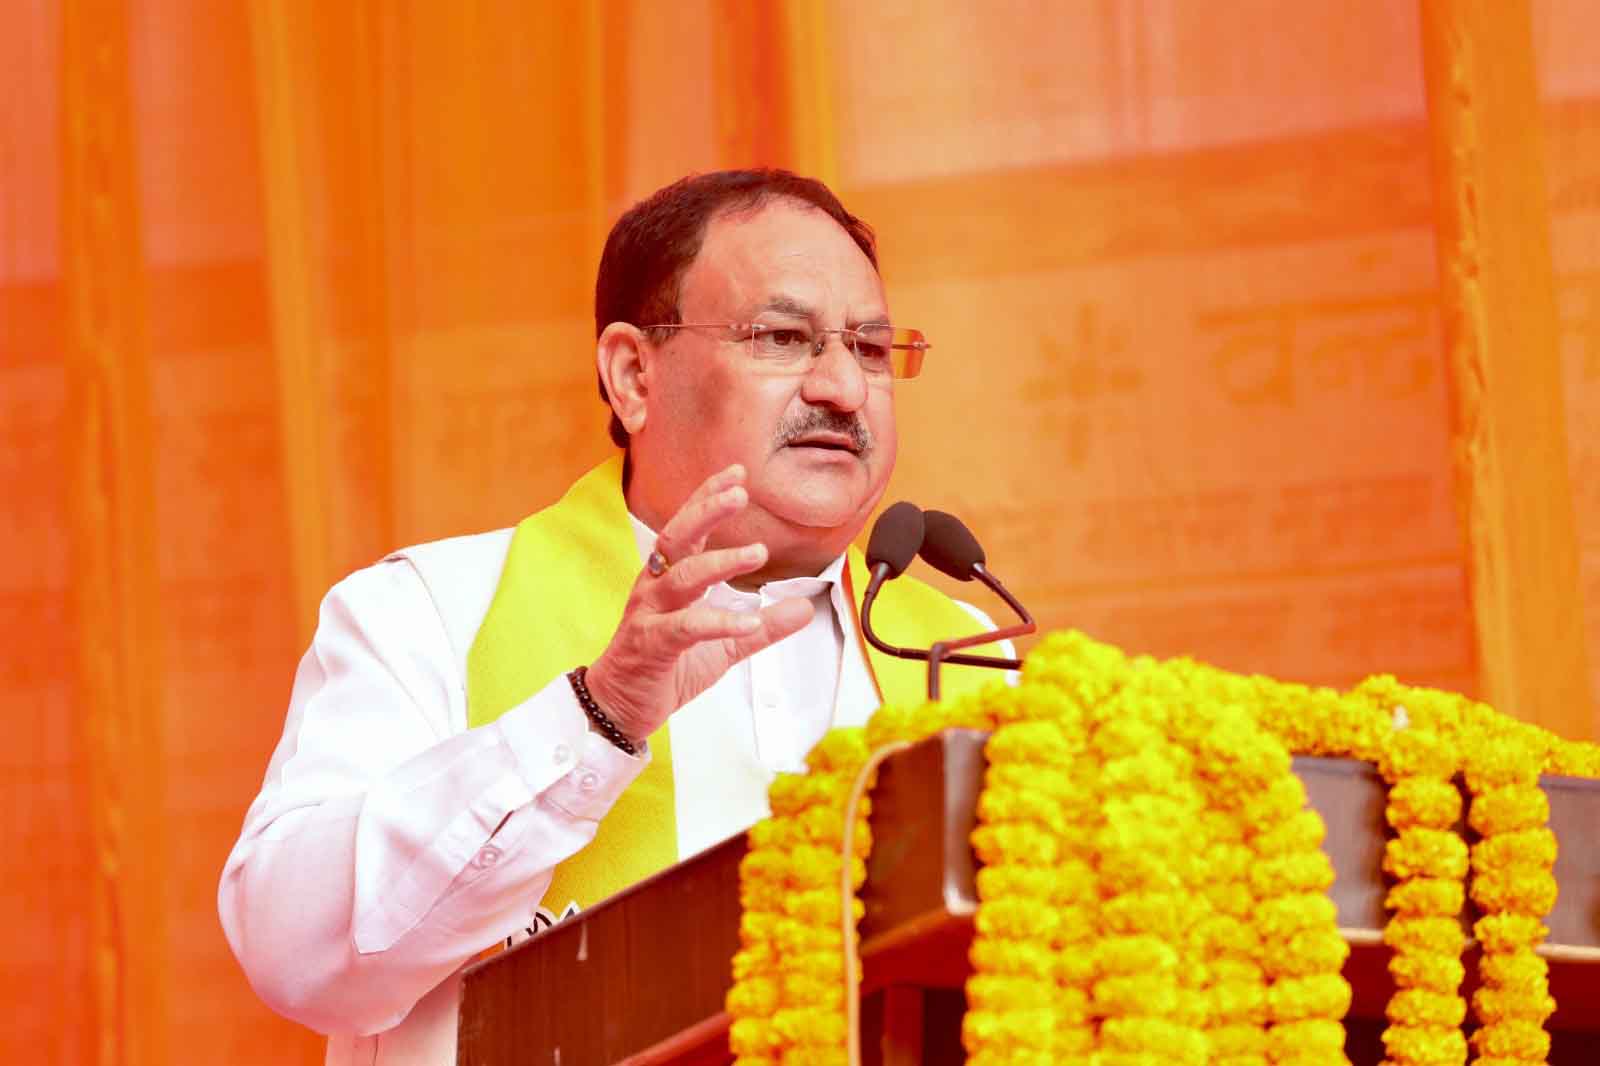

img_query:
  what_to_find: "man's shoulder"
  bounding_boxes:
[380,528,517,667]
[386,526,516,576]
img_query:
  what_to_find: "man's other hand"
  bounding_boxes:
[582,464,814,746]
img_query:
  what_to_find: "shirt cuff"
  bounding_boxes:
[495,674,649,820]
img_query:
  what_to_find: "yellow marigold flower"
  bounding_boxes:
[729,1017,782,1056]
[971,823,1060,866]
[782,889,860,927]
[740,877,788,914]
[1469,870,1557,916]
[968,937,1054,978]
[1384,876,1465,917]
[1471,827,1557,873]
[1056,947,1098,985]
[1383,916,1467,956]
[779,972,843,1012]
[1093,974,1177,1016]
[1265,1019,1346,1058]
[975,896,1060,940]
[1252,893,1337,941]
[730,944,775,981]
[1235,776,1309,832]
[1478,949,1547,990]
[773,1005,846,1046]
[1463,740,1541,793]
[1207,1022,1269,1056]
[1385,775,1462,830]
[1266,928,1350,977]
[740,911,781,943]
[726,975,780,1015]
[975,864,1055,901]
[767,774,838,815]
[977,785,1063,831]
[1195,914,1262,957]
[1383,828,1469,880]
[1100,1016,1207,1063]
[748,817,805,851]
[1055,906,1099,944]
[1545,738,1600,776]
[965,973,1056,1010]
[1209,980,1269,1023]
[1377,1025,1468,1066]
[1267,975,1351,1022]
[1379,727,1455,781]
[1098,847,1184,897]
[1101,891,1197,938]
[1247,853,1335,897]
[778,1044,847,1066]
[960,1006,1057,1050]
[1470,1020,1551,1060]
[1468,785,1550,836]
[1386,988,1466,1028]
[1204,881,1257,919]
[1205,842,1255,880]
[1211,957,1265,983]
[1096,934,1178,975]
[772,919,842,956]
[802,727,868,773]
[1387,951,1464,993]
[1471,984,1556,1025]
[1473,913,1548,953]
[1250,810,1325,857]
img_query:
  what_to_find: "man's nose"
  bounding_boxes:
[799,333,868,410]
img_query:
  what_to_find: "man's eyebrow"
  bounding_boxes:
[754,295,816,319]
[754,295,892,326]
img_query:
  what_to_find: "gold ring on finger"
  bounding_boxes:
[646,546,671,577]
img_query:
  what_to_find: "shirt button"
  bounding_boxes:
[553,743,573,767]
[579,771,599,794]
[475,844,502,869]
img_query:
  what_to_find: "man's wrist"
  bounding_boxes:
[566,666,639,755]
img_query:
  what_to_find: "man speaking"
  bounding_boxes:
[220,169,999,1064]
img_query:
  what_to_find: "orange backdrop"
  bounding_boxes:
[4,1,1598,1062]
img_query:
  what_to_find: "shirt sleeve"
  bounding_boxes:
[217,557,646,1037]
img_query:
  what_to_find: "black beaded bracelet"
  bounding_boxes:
[567,666,638,756]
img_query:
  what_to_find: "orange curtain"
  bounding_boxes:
[3,1,1596,1061]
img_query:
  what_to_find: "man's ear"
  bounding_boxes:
[596,322,650,435]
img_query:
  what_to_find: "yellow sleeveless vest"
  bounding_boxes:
[465,456,1000,916]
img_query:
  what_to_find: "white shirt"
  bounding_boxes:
[219,518,997,1065]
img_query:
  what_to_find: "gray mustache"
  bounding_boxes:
[774,408,872,453]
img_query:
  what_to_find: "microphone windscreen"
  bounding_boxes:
[920,510,986,580]
[865,501,925,578]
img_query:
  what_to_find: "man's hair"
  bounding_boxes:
[593,168,879,448]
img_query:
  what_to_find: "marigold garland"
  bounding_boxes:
[724,631,1600,1066]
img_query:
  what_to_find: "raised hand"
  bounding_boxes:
[581,464,814,745]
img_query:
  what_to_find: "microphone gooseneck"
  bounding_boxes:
[916,511,1036,700]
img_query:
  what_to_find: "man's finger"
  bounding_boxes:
[646,603,765,654]
[654,466,746,564]
[653,542,768,609]
[720,598,814,664]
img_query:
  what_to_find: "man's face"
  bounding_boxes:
[632,199,898,568]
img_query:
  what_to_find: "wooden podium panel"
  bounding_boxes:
[458,732,1600,1065]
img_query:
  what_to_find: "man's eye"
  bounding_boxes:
[766,329,810,348]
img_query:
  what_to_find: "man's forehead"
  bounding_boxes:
[683,199,885,312]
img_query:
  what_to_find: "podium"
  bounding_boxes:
[457,731,1600,1065]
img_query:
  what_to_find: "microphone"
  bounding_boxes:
[918,510,1035,700]
[861,502,926,664]
[860,504,1030,679]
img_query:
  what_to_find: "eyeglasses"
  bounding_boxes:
[641,320,929,380]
